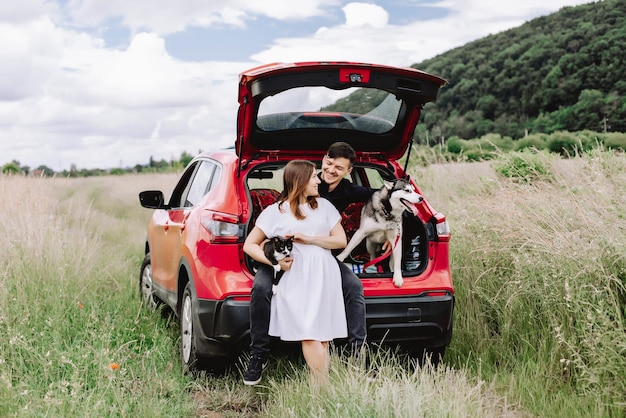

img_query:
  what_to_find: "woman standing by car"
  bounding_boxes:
[243,159,348,386]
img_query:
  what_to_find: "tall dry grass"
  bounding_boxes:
[1,150,624,417]
[411,149,626,416]
[0,173,188,416]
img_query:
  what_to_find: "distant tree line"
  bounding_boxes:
[1,151,196,177]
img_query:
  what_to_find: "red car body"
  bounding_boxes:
[139,62,453,371]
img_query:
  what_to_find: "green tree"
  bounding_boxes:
[411,0,626,139]
[35,165,55,177]
[2,162,20,174]
[571,89,605,131]
[179,151,194,167]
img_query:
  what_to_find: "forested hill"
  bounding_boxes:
[413,0,626,143]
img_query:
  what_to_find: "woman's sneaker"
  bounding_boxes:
[243,355,268,385]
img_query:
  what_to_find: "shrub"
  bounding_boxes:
[547,131,584,156]
[446,137,464,154]
[464,148,488,161]
[477,133,515,153]
[493,150,554,184]
[603,132,626,151]
[546,130,604,157]
[515,133,549,151]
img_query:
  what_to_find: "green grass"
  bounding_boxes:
[0,174,193,416]
[1,151,625,417]
[410,148,626,417]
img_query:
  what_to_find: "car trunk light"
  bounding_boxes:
[436,219,451,241]
[339,68,371,84]
[202,213,242,244]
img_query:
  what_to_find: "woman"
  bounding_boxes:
[243,160,348,385]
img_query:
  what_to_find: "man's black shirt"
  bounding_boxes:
[317,174,375,212]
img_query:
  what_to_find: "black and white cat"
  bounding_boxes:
[263,236,294,294]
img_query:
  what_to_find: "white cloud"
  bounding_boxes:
[0,0,58,23]
[343,3,388,28]
[65,0,340,34]
[0,0,593,171]
[0,14,249,170]
[251,0,591,66]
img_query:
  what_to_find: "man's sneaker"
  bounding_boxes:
[243,355,268,386]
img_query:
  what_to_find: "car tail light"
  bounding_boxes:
[201,212,242,244]
[423,291,449,297]
[434,213,450,242]
[436,220,450,237]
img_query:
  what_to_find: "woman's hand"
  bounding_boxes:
[290,221,347,250]
[278,256,293,271]
[292,232,310,244]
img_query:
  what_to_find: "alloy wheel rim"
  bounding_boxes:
[140,264,157,310]
[181,295,192,363]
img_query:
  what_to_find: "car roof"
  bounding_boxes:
[235,62,446,165]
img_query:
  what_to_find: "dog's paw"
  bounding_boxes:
[392,275,404,287]
[336,252,347,262]
[272,284,278,295]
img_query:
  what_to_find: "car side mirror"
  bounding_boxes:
[139,190,170,209]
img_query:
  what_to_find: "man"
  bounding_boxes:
[243,142,375,385]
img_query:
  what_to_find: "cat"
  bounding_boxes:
[263,236,294,294]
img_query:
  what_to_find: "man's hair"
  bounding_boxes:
[327,142,356,165]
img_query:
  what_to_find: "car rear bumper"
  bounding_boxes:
[365,293,455,347]
[194,297,251,358]
[193,292,454,358]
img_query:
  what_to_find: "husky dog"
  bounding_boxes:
[336,178,423,287]
[263,236,294,293]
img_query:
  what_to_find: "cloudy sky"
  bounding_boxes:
[1,0,592,172]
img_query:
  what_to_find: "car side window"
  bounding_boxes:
[169,162,198,208]
[185,161,217,207]
[209,165,222,191]
[363,167,385,189]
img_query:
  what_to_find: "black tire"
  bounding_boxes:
[180,282,203,374]
[139,253,160,310]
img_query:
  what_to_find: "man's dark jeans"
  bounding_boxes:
[248,260,366,358]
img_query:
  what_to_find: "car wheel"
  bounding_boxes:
[181,282,202,373]
[139,253,160,310]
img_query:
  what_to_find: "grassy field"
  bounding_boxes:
[1,150,624,417]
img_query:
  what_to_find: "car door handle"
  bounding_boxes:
[180,212,191,232]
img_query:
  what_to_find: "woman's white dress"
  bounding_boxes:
[255,198,348,342]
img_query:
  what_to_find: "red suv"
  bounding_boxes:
[139,62,453,372]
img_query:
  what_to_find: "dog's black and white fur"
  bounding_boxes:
[336,178,423,287]
[263,236,294,293]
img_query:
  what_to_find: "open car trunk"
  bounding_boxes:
[244,161,431,278]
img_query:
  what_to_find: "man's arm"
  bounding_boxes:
[346,182,376,203]
[323,179,376,212]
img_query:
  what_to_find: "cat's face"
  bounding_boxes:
[271,236,293,260]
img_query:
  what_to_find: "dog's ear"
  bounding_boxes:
[383,180,394,190]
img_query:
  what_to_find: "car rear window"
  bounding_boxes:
[256,86,401,134]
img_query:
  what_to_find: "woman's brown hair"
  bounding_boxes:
[278,160,318,220]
